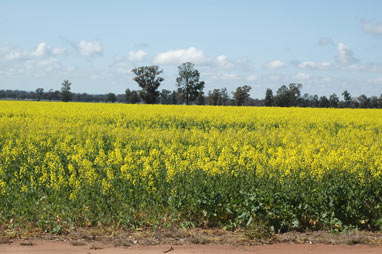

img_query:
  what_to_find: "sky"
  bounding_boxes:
[1,0,382,98]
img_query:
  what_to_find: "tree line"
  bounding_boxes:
[1,62,382,108]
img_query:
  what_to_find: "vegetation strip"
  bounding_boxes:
[1,102,382,234]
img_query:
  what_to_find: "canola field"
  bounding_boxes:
[1,101,382,233]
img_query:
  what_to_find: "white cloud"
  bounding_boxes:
[298,61,331,70]
[221,73,238,80]
[21,57,62,78]
[52,47,66,55]
[344,64,366,71]
[215,55,234,68]
[112,56,132,74]
[77,40,102,56]
[295,72,310,80]
[203,72,238,81]
[127,50,147,62]
[236,57,249,65]
[153,47,247,70]
[90,73,99,80]
[318,37,334,46]
[153,47,209,65]
[0,47,8,54]
[246,75,257,82]
[320,76,333,83]
[4,49,24,61]
[368,64,382,73]
[368,77,382,84]
[363,20,382,35]
[30,42,49,57]
[336,42,358,65]
[2,42,65,61]
[265,60,286,69]
[0,43,75,77]
[266,74,284,81]
[66,65,76,72]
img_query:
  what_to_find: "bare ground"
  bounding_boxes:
[1,228,382,254]
[2,240,382,254]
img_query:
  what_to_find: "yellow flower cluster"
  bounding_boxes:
[0,101,382,199]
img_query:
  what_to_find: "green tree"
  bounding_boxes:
[195,93,205,105]
[274,85,289,107]
[357,94,370,108]
[105,93,117,103]
[159,89,173,104]
[369,96,380,108]
[329,93,339,107]
[311,94,319,107]
[319,96,330,108]
[220,88,230,105]
[132,65,164,104]
[176,62,205,105]
[35,88,44,101]
[233,85,251,106]
[287,83,302,106]
[342,90,352,107]
[125,89,140,104]
[208,89,222,105]
[264,88,274,106]
[60,80,72,102]
[274,83,302,107]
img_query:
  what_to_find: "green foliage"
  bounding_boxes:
[342,90,352,107]
[60,80,72,102]
[35,88,44,101]
[274,83,302,107]
[132,65,164,104]
[105,93,117,103]
[329,93,339,107]
[264,88,273,106]
[125,89,140,104]
[3,167,381,233]
[233,85,251,106]
[1,102,382,234]
[176,62,205,105]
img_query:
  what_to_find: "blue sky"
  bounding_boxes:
[1,0,382,98]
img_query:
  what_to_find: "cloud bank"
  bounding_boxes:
[77,40,102,56]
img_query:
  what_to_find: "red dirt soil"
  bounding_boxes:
[1,241,382,254]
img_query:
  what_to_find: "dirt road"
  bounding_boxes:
[1,241,382,254]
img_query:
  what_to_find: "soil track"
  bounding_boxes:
[2,241,382,254]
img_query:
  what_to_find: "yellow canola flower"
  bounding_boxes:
[0,101,382,200]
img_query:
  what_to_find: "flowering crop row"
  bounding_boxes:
[1,101,382,232]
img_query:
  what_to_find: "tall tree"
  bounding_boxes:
[176,62,205,105]
[342,90,352,107]
[233,85,251,106]
[208,89,222,105]
[274,83,302,107]
[329,93,339,107]
[220,88,230,105]
[105,93,116,103]
[274,85,289,107]
[369,96,380,108]
[170,90,178,105]
[125,89,140,104]
[35,88,44,101]
[357,94,370,108]
[159,89,172,104]
[287,83,302,106]
[319,96,330,108]
[195,93,205,105]
[132,65,164,104]
[60,80,72,102]
[264,88,274,106]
